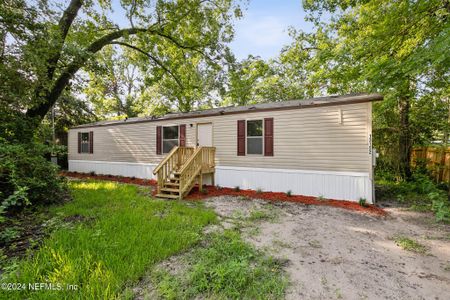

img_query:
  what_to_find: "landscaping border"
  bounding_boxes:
[61,172,387,216]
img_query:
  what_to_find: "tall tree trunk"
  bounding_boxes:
[398,89,412,180]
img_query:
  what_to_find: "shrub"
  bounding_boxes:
[359,198,367,207]
[234,186,240,192]
[256,188,263,194]
[0,140,67,219]
[286,190,292,197]
[0,226,20,244]
[430,191,450,223]
[316,195,325,201]
[376,171,450,222]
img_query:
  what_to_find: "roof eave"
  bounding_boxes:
[71,93,383,129]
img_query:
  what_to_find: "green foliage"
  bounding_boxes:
[286,190,292,197]
[0,141,67,217]
[358,198,367,207]
[316,195,325,201]
[1,0,243,142]
[152,230,287,299]
[1,180,216,299]
[376,173,450,222]
[0,226,21,244]
[430,191,450,223]
[393,236,427,254]
[234,186,240,192]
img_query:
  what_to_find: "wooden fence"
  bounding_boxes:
[411,146,450,184]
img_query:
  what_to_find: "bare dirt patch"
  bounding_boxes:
[204,196,450,300]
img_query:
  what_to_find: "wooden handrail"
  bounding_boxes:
[179,147,202,174]
[178,147,216,197]
[179,148,203,197]
[153,146,179,175]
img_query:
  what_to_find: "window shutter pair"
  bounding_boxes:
[237,118,273,156]
[77,131,94,154]
[156,125,186,154]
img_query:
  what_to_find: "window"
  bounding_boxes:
[163,125,179,153]
[246,120,263,154]
[80,132,90,153]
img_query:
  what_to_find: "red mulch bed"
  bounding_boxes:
[186,186,387,216]
[61,172,386,216]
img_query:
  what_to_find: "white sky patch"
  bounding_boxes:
[229,2,313,60]
[236,14,290,47]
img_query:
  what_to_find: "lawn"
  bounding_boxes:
[0,180,216,299]
[1,180,287,300]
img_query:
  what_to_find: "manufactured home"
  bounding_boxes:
[68,93,382,202]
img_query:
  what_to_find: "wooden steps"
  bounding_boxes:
[156,173,181,199]
[153,146,216,200]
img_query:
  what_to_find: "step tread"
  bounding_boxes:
[161,187,180,193]
[155,193,179,199]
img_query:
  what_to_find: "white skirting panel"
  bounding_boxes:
[68,160,372,203]
[215,166,372,203]
[68,160,157,179]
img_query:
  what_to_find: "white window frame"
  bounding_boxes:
[162,125,179,154]
[80,132,90,154]
[246,119,264,155]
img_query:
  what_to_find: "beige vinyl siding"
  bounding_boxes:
[69,102,371,173]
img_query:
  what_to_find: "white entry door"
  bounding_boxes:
[197,123,213,146]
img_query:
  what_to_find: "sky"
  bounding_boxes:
[229,1,313,60]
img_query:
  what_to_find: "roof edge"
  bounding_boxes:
[71,93,383,129]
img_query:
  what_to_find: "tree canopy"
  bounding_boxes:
[1,0,242,141]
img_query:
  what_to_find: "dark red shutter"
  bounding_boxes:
[237,120,245,156]
[179,124,186,147]
[156,126,162,154]
[264,118,273,156]
[89,131,94,153]
[77,132,81,153]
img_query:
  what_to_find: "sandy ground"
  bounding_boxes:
[203,196,450,300]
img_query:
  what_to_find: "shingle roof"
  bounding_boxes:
[72,93,382,129]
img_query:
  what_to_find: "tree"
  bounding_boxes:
[84,46,143,118]
[283,0,450,179]
[1,0,242,140]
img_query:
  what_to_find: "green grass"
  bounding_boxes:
[0,180,216,299]
[394,236,428,254]
[152,230,287,299]
[248,209,278,222]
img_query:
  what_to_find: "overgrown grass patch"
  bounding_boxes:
[376,173,450,222]
[393,235,428,254]
[0,180,216,299]
[151,230,287,299]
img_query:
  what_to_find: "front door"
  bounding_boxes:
[197,123,213,146]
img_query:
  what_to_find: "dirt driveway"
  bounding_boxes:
[204,196,450,300]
